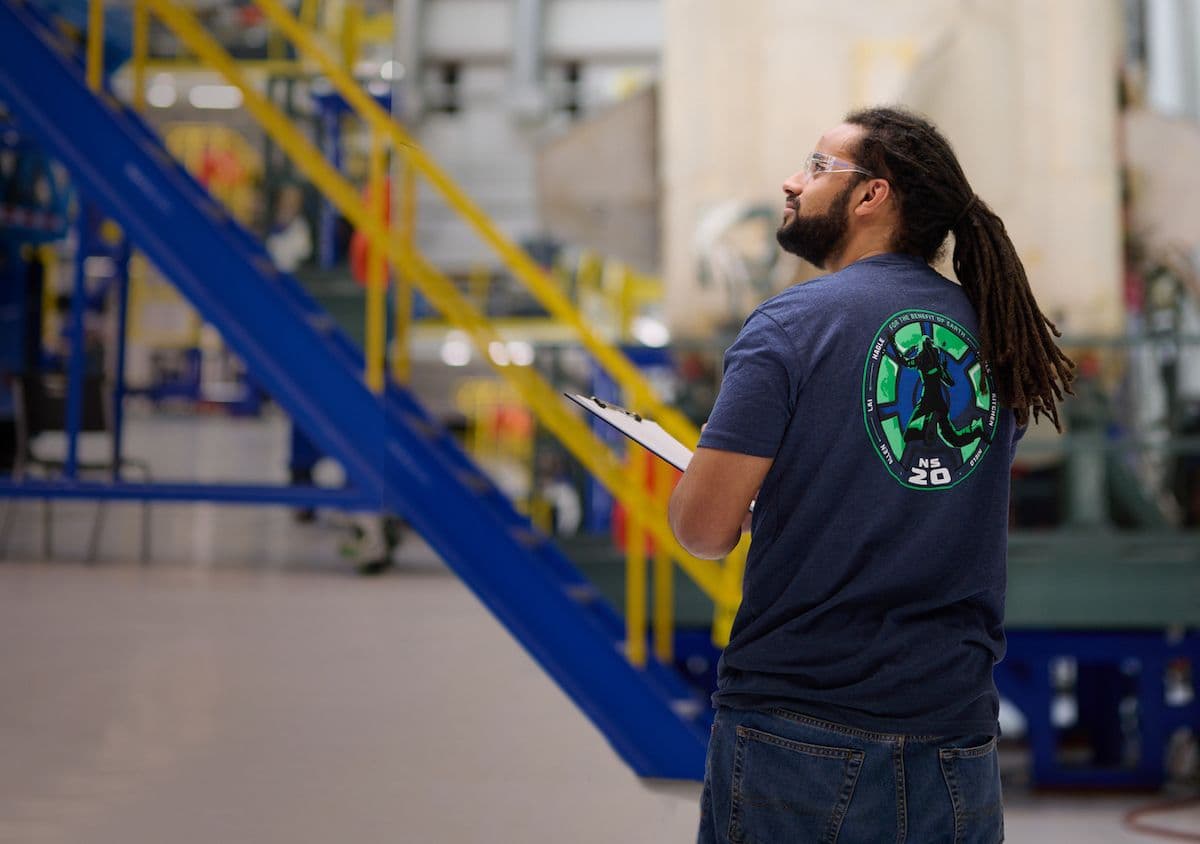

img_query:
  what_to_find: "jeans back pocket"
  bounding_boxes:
[938,737,1003,844]
[729,726,863,844]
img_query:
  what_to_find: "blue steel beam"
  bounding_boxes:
[111,239,132,478]
[63,203,92,478]
[0,480,377,508]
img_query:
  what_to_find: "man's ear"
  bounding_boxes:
[855,178,891,216]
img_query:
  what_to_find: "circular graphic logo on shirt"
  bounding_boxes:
[862,309,998,489]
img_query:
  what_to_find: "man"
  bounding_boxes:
[670,107,1073,843]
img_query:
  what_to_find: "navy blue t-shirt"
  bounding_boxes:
[698,252,1017,737]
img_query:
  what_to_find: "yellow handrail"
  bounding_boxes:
[140,0,733,609]
[138,57,310,76]
[87,0,104,91]
[250,0,701,448]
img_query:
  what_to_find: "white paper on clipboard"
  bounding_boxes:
[564,393,694,471]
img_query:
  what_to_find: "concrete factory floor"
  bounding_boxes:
[0,414,1196,843]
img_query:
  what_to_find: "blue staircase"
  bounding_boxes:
[0,0,708,779]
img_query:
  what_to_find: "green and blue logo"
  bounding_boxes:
[863,309,997,489]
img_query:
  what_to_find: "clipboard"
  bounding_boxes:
[564,393,694,471]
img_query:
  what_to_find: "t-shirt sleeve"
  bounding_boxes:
[697,310,799,458]
[1010,419,1028,464]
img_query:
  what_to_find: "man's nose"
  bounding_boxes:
[782,171,807,196]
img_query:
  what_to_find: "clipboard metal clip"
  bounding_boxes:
[589,395,642,423]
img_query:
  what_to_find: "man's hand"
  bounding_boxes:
[669,444,772,559]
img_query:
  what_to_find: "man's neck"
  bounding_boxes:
[823,229,904,273]
[825,248,887,273]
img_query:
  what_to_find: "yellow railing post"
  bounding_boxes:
[267,30,285,61]
[340,2,361,72]
[87,0,105,92]
[132,0,147,111]
[652,458,675,663]
[391,156,415,384]
[468,263,491,311]
[577,251,601,298]
[528,498,553,534]
[618,263,636,343]
[625,447,648,668]
[299,0,319,29]
[365,130,387,393]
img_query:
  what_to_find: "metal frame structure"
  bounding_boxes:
[1000,630,1200,789]
[0,0,710,779]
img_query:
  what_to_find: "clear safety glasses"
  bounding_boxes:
[802,151,875,180]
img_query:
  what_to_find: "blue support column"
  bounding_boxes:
[110,238,131,479]
[64,203,92,479]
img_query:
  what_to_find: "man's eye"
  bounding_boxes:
[810,155,830,173]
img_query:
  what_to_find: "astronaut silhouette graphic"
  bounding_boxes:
[865,311,998,488]
[892,335,986,447]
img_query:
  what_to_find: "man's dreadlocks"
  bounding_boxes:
[845,106,1075,429]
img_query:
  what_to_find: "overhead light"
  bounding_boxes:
[381,61,405,81]
[631,316,670,348]
[440,331,472,367]
[488,341,510,366]
[507,340,535,366]
[366,79,390,97]
[146,76,176,108]
[188,84,243,110]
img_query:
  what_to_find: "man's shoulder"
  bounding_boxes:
[762,259,961,319]
[755,264,881,326]
[758,275,841,316]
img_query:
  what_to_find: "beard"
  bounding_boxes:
[776,180,856,269]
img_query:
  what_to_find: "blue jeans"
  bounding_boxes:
[698,707,1003,843]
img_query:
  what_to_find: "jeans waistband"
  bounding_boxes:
[765,707,960,744]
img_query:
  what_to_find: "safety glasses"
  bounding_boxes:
[803,151,875,180]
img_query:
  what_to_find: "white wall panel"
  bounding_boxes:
[661,0,1124,335]
[418,0,661,61]
[423,0,513,60]
[544,0,662,58]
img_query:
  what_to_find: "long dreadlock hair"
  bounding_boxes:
[844,106,1075,430]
